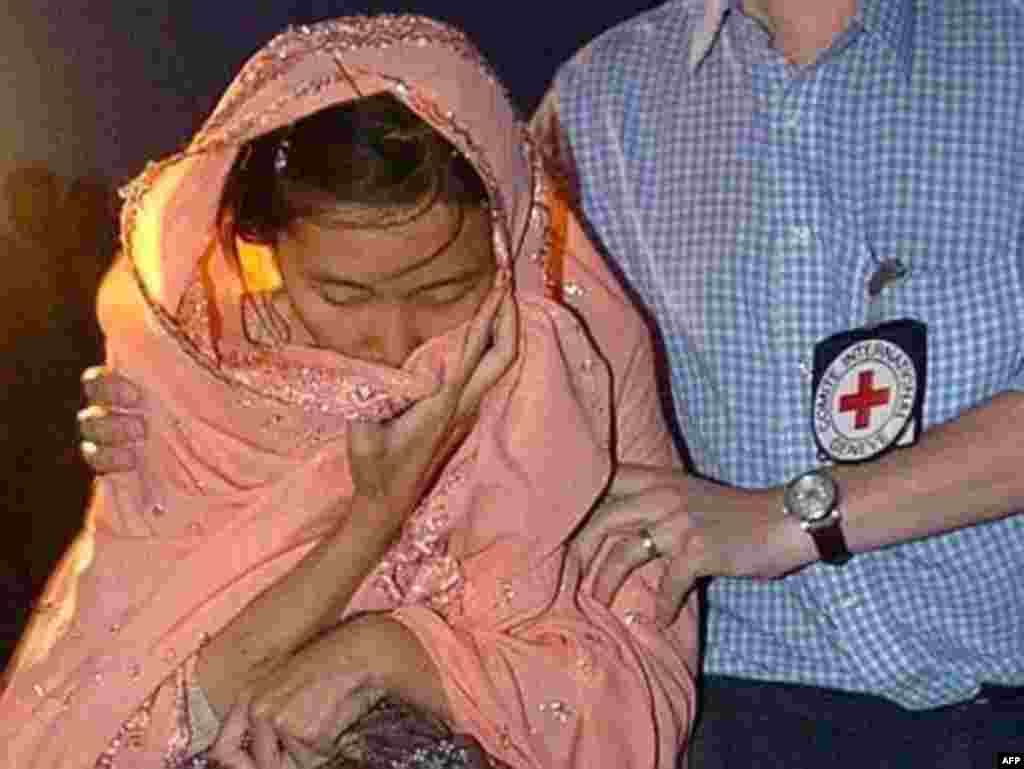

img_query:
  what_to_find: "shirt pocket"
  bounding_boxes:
[875,252,1021,426]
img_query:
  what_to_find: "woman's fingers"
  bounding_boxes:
[77,406,145,446]
[346,276,514,506]
[77,405,144,473]
[249,715,286,769]
[456,274,509,379]
[78,367,146,474]
[208,694,260,769]
[454,290,518,420]
[79,441,139,474]
[442,274,516,409]
[80,366,143,409]
[249,642,379,761]
[277,732,328,769]
[212,691,319,769]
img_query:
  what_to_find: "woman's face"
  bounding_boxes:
[274,202,496,367]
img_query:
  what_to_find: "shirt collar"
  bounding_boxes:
[688,0,737,72]
[688,0,916,77]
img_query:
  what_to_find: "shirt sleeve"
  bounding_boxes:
[1012,226,1024,392]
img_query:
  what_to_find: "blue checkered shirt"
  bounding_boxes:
[540,0,1024,709]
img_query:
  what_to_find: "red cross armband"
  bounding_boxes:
[811,319,927,464]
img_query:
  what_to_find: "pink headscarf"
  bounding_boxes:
[1,16,694,768]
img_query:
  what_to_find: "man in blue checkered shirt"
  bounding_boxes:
[533,0,1024,765]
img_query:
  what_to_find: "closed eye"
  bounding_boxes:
[319,285,373,306]
[412,280,476,305]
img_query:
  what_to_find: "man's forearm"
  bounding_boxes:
[829,390,1024,553]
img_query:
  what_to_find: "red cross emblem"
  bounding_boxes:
[838,370,891,430]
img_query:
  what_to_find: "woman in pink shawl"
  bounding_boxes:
[1,15,696,769]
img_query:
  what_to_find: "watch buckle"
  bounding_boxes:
[800,509,840,533]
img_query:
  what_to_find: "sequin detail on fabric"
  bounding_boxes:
[372,452,476,615]
[94,692,156,768]
[194,16,508,153]
[163,663,194,768]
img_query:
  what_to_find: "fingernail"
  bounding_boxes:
[81,366,106,383]
[77,405,108,422]
[80,441,98,457]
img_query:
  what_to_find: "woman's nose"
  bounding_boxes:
[357,304,421,368]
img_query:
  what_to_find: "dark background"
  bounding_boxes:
[0,1,662,661]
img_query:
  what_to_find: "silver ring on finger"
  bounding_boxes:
[638,528,661,562]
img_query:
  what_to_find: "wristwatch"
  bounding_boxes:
[783,468,852,565]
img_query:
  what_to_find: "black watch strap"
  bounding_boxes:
[811,521,852,565]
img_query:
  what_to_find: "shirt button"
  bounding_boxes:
[798,357,814,382]
[837,595,862,610]
[867,258,909,296]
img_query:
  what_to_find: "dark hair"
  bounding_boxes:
[219,93,488,248]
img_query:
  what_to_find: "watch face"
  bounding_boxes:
[786,472,837,522]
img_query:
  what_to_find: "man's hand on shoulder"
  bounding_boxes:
[575,463,816,627]
[78,366,146,473]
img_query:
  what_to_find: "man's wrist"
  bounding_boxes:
[766,486,821,570]
[780,468,857,567]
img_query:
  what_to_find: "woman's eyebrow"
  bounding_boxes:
[408,268,485,291]
[304,242,458,288]
[307,267,485,292]
[308,274,373,291]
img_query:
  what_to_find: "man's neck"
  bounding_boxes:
[742,0,858,65]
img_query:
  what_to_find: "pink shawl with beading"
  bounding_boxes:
[0,16,696,769]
